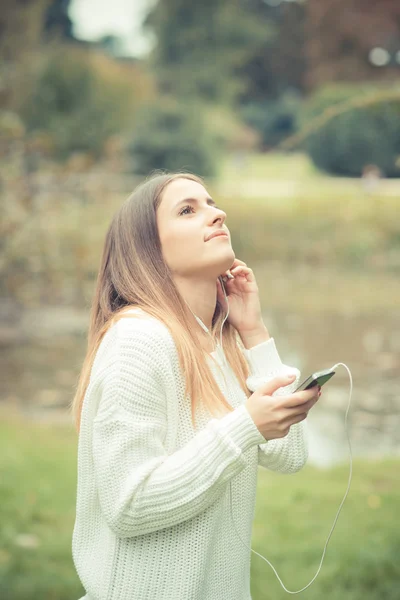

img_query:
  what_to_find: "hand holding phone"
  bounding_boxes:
[245,373,322,440]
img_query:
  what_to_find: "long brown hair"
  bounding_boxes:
[70,171,251,433]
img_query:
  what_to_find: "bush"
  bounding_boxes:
[301,84,400,177]
[20,44,153,158]
[127,99,222,177]
[202,105,261,153]
[240,90,302,149]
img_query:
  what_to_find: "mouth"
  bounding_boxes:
[206,232,229,242]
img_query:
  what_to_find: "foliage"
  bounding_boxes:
[0,0,49,110]
[202,105,261,152]
[240,90,302,148]
[237,0,307,102]
[0,415,399,599]
[19,44,154,158]
[300,84,400,177]
[305,0,400,88]
[144,0,268,104]
[127,98,222,176]
[44,0,74,40]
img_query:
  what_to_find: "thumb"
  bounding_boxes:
[259,373,297,396]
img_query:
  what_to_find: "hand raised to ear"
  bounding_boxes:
[216,258,266,336]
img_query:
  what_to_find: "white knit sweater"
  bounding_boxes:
[72,308,308,600]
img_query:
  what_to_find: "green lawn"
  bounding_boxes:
[0,416,398,600]
[217,151,400,201]
[0,416,85,600]
[219,151,321,181]
[252,459,400,599]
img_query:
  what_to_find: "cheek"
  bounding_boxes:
[175,221,201,246]
[162,226,201,264]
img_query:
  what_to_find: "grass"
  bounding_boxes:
[0,414,85,600]
[218,151,400,198]
[0,414,399,600]
[252,459,400,599]
[219,151,322,182]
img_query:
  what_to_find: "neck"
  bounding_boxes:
[174,274,218,332]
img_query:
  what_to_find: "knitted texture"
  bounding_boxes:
[72,308,308,600]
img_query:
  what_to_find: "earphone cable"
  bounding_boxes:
[185,279,353,594]
[228,362,353,594]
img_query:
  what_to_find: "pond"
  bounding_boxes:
[0,301,399,469]
[266,308,400,467]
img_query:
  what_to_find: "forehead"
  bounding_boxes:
[159,178,208,210]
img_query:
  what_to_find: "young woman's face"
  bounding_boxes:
[157,178,235,279]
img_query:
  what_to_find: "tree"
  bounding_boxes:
[43,0,74,40]
[143,0,268,105]
[236,0,307,103]
[127,99,221,176]
[305,0,400,89]
[0,0,51,110]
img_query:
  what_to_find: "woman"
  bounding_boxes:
[71,171,321,600]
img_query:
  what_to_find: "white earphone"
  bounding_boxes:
[185,276,354,594]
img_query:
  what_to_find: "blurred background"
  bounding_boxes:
[0,0,399,598]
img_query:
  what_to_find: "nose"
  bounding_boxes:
[209,206,227,226]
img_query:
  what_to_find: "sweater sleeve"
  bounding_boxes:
[241,337,309,474]
[91,321,265,539]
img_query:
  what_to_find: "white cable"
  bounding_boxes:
[186,278,354,593]
[228,360,353,594]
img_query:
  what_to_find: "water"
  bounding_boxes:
[0,305,399,467]
[264,309,400,467]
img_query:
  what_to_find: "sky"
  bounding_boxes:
[68,0,302,56]
[68,0,157,56]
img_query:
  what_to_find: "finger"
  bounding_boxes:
[280,408,308,429]
[260,374,299,397]
[223,270,235,280]
[290,412,308,425]
[230,258,247,267]
[230,265,250,274]
[229,266,255,282]
[288,398,316,416]
[282,389,319,408]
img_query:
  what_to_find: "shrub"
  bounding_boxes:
[203,105,261,153]
[20,44,153,158]
[240,90,302,149]
[300,84,400,177]
[127,99,222,177]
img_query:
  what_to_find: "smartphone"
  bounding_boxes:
[294,367,335,392]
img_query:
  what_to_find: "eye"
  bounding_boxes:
[178,204,222,216]
[179,205,194,216]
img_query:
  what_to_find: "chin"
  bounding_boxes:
[204,248,235,276]
[222,249,235,269]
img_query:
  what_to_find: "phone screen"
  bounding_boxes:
[294,368,335,392]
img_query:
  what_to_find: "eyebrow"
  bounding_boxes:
[173,197,216,213]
